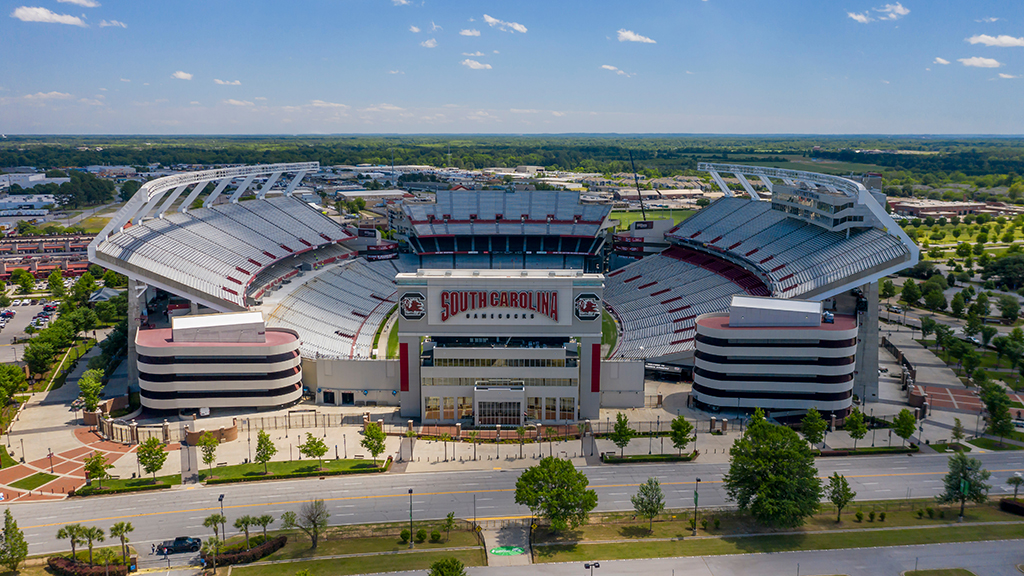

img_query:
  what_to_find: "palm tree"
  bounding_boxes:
[440,433,452,462]
[466,431,479,461]
[404,428,417,461]
[201,537,221,572]
[234,515,253,550]
[203,514,227,541]
[108,522,133,565]
[56,524,84,561]
[253,514,275,543]
[516,426,526,459]
[576,422,587,455]
[81,526,105,565]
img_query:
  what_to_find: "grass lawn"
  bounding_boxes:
[905,570,977,576]
[930,442,972,453]
[11,472,57,491]
[387,320,399,359]
[77,216,113,234]
[74,474,180,496]
[252,527,480,561]
[0,446,17,469]
[35,338,96,393]
[371,304,397,359]
[231,549,485,576]
[534,523,1024,563]
[198,458,383,482]
[609,209,694,231]
[967,437,1024,451]
[601,309,617,356]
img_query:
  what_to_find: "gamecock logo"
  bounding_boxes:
[574,293,601,321]
[400,292,426,320]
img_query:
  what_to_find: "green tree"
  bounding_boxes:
[70,272,97,305]
[0,509,28,571]
[82,451,112,489]
[255,429,277,474]
[997,294,1021,323]
[441,511,456,542]
[23,340,53,377]
[514,456,598,531]
[360,422,386,465]
[439,432,452,462]
[197,431,220,472]
[892,409,917,447]
[880,279,897,300]
[427,557,467,576]
[10,269,34,295]
[298,432,329,469]
[722,408,821,528]
[844,407,867,450]
[203,514,227,541]
[465,430,478,461]
[936,452,991,520]
[405,428,419,461]
[951,417,965,444]
[609,413,634,458]
[234,515,254,549]
[801,408,827,447]
[201,537,221,572]
[950,292,966,317]
[81,526,104,565]
[78,369,105,412]
[826,473,856,523]
[108,521,133,566]
[1007,475,1023,500]
[119,180,141,202]
[253,514,275,541]
[924,289,947,311]
[901,279,921,306]
[920,316,937,344]
[515,426,526,459]
[962,351,982,379]
[980,325,998,347]
[282,500,330,550]
[56,524,84,560]
[631,477,666,532]
[669,415,694,455]
[48,268,66,300]
[136,436,168,480]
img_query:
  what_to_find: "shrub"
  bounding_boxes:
[926,507,935,519]
[879,512,886,522]
[200,536,286,567]
[939,510,945,519]
[713,518,720,529]
[399,529,411,543]
[855,511,864,522]
[416,529,428,543]
[999,498,1024,516]
[430,530,441,543]
[48,557,128,576]
[916,509,925,519]
[700,518,708,530]
[688,518,696,530]
[868,511,876,522]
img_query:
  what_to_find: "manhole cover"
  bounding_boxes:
[490,546,526,556]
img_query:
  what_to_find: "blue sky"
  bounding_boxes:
[1,0,1022,134]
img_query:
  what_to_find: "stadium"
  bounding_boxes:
[89,161,916,422]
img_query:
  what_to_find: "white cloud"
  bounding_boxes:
[958,56,1002,68]
[483,14,527,33]
[847,11,871,23]
[462,51,485,56]
[214,79,241,85]
[56,0,99,7]
[551,111,565,117]
[510,109,540,113]
[10,6,86,26]
[254,96,267,100]
[409,25,420,33]
[881,79,890,84]
[933,57,950,65]
[362,103,404,112]
[190,101,200,105]
[79,97,103,105]
[617,29,656,43]
[171,71,193,80]
[119,78,130,82]
[388,70,404,74]
[998,73,1019,79]
[99,19,126,28]
[976,17,999,23]
[460,29,480,36]
[967,34,1024,48]
[392,0,410,5]
[875,2,909,20]
[23,91,73,100]
[601,64,632,76]
[421,38,438,48]
[461,59,492,70]
[223,99,254,106]
[430,21,442,32]
[309,100,348,108]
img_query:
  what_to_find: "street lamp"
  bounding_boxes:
[584,562,600,576]
[693,478,701,535]
[47,448,53,473]
[408,489,414,549]
[218,494,226,538]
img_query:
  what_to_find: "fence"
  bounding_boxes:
[881,336,918,381]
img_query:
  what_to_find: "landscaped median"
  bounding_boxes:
[601,451,698,463]
[531,499,1024,563]
[71,474,180,497]
[198,456,391,485]
[818,444,920,457]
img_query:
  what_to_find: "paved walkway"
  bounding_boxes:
[886,330,965,389]
[482,524,531,567]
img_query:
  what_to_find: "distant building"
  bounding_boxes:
[888,199,985,218]
[0,175,69,190]
[0,194,56,209]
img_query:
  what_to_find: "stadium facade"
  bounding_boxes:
[91,161,916,420]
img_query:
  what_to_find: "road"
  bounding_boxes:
[11,451,1024,557]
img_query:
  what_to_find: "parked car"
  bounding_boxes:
[156,537,201,554]
[11,300,20,307]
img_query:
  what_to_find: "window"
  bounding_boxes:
[478,401,521,426]
[559,397,575,421]
[442,397,455,420]
[545,398,557,420]
[527,397,542,420]
[425,397,440,420]
[458,397,473,418]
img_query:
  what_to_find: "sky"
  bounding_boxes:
[1,0,1022,135]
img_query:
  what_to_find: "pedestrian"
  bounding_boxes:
[151,543,155,554]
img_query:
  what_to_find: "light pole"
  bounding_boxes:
[408,489,414,549]
[47,448,53,473]
[871,408,876,446]
[692,478,701,535]
[218,494,226,538]
[584,562,600,576]
[659,415,663,454]
[247,419,252,463]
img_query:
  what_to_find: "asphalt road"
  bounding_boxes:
[12,451,1024,558]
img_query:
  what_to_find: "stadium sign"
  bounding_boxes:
[574,293,601,321]
[400,292,426,320]
[440,290,559,322]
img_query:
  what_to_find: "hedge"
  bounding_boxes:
[71,482,173,497]
[601,452,698,463]
[204,456,392,485]
[201,535,287,567]
[48,557,128,576]
[999,498,1024,516]
[819,445,919,457]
